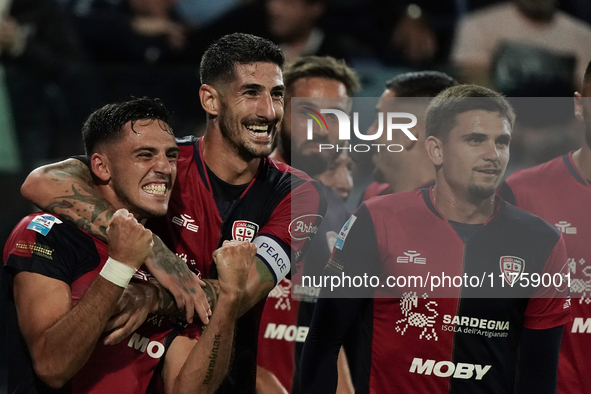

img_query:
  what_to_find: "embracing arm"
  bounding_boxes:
[21,159,210,324]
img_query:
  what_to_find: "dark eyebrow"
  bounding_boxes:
[463,132,487,140]
[240,83,286,93]
[133,146,180,154]
[272,85,286,93]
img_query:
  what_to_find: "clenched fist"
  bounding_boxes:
[212,241,257,300]
[107,209,153,269]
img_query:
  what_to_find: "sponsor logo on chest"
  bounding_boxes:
[572,317,591,333]
[409,358,491,380]
[263,323,309,342]
[127,333,165,359]
[289,214,322,241]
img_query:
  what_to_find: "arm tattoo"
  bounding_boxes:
[149,237,197,294]
[43,184,113,242]
[154,284,181,315]
[43,159,94,185]
[35,160,113,242]
[203,334,222,385]
[202,280,220,311]
[255,257,275,300]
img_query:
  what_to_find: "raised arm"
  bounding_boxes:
[13,209,152,388]
[162,241,256,394]
[21,159,210,324]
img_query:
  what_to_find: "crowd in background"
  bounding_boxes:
[1,0,591,391]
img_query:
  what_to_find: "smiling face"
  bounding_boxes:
[217,62,285,161]
[432,110,512,201]
[100,119,179,219]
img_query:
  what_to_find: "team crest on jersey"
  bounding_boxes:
[232,220,259,242]
[500,256,525,285]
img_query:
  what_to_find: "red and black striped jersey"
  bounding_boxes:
[3,213,175,394]
[319,188,569,393]
[145,136,326,394]
[500,151,591,394]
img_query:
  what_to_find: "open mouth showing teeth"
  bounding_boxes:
[143,184,167,195]
[245,125,270,139]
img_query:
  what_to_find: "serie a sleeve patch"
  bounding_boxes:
[26,214,62,236]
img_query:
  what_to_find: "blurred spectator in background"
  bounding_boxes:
[561,0,591,25]
[62,0,206,136]
[64,0,188,64]
[265,0,365,63]
[452,0,591,91]
[174,0,242,29]
[184,0,372,65]
[1,0,98,170]
[371,0,459,68]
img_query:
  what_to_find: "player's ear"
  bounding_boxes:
[200,84,221,116]
[425,136,443,166]
[90,152,111,182]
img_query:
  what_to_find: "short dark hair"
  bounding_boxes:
[385,71,457,98]
[82,97,172,156]
[426,84,515,140]
[200,33,284,86]
[283,56,360,97]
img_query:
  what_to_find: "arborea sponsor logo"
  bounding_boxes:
[305,107,417,153]
[289,214,322,240]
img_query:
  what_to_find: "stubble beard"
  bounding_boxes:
[219,106,273,162]
[467,172,504,202]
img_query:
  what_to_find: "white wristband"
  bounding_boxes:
[100,257,137,288]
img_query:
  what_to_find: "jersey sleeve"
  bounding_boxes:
[254,180,326,284]
[524,235,571,329]
[3,214,95,285]
[324,203,382,298]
